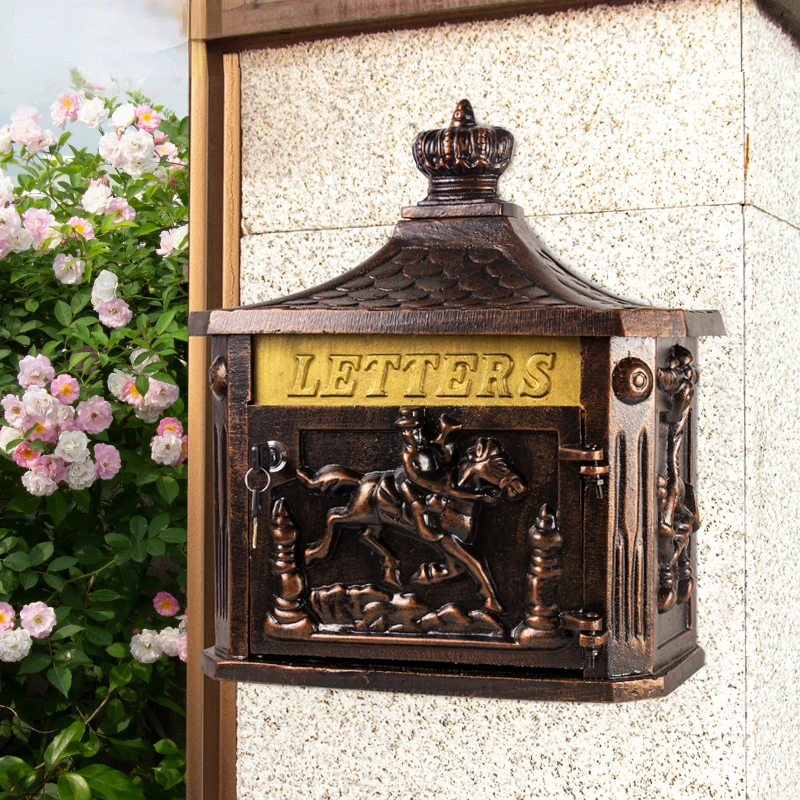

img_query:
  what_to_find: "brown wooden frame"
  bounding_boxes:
[187,0,791,793]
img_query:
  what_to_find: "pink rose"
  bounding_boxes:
[68,216,94,240]
[144,379,179,410]
[20,602,57,639]
[176,632,187,662]
[0,602,14,632]
[93,443,121,480]
[152,130,168,144]
[121,377,144,408]
[27,418,58,444]
[17,354,54,389]
[50,91,81,128]
[97,298,132,329]
[156,417,183,437]
[153,591,180,617]
[155,141,179,161]
[36,455,68,483]
[76,395,112,433]
[135,105,161,133]
[1,394,27,428]
[13,442,41,468]
[50,374,80,405]
[22,208,56,241]
[177,435,188,465]
[104,196,136,223]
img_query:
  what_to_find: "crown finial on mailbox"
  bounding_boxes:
[412,99,514,205]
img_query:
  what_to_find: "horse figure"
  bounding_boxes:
[298,411,526,614]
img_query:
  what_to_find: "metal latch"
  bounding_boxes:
[559,444,610,498]
[560,610,609,668]
[246,441,288,549]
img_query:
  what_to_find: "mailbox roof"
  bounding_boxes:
[189,100,724,339]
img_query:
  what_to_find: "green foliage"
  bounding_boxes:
[0,88,187,799]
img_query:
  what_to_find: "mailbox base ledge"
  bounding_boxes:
[200,646,704,703]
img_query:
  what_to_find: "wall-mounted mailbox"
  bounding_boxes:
[190,101,725,702]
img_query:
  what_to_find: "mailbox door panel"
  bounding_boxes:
[247,405,587,670]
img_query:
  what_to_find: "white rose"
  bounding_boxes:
[22,386,59,420]
[91,269,118,310]
[120,129,154,160]
[130,629,162,663]
[81,184,112,214]
[98,132,125,167]
[130,348,158,374]
[0,125,12,155]
[8,227,34,253]
[0,628,33,662]
[111,103,136,129]
[76,97,109,129]
[66,459,96,490]
[0,173,13,206]
[21,469,58,497]
[107,369,130,400]
[0,426,23,453]
[150,432,182,466]
[55,404,75,423]
[157,627,180,657]
[135,405,161,424]
[53,430,90,463]
[123,155,155,178]
[53,254,85,285]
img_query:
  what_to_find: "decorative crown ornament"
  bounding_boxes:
[412,99,514,204]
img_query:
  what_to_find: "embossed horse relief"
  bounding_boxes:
[298,407,527,616]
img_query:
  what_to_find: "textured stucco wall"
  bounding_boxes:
[233,1,799,797]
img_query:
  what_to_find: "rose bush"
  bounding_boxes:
[0,82,187,799]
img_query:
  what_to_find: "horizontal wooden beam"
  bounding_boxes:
[199,0,638,44]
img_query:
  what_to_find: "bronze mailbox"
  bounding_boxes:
[190,101,725,701]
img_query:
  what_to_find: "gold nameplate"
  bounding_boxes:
[253,335,581,407]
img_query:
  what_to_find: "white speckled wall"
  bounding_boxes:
[234,1,800,797]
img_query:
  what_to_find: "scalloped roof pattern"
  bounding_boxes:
[264,245,640,311]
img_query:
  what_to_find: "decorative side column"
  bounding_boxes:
[264,498,316,639]
[513,504,564,644]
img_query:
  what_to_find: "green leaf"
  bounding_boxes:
[51,624,85,641]
[90,589,121,602]
[49,556,79,571]
[155,308,177,335]
[19,569,38,590]
[0,755,37,783]
[25,298,39,312]
[47,665,73,697]
[54,300,73,327]
[156,476,179,505]
[44,572,65,591]
[57,773,92,800]
[151,695,185,717]
[45,720,84,769]
[148,514,170,535]
[109,663,133,690]
[4,551,31,572]
[47,491,68,526]
[129,516,147,541]
[70,289,92,314]
[18,651,51,674]
[75,764,141,800]
[105,642,128,658]
[153,738,178,755]
[135,374,149,397]
[146,538,166,556]
[85,626,113,646]
[28,540,54,567]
